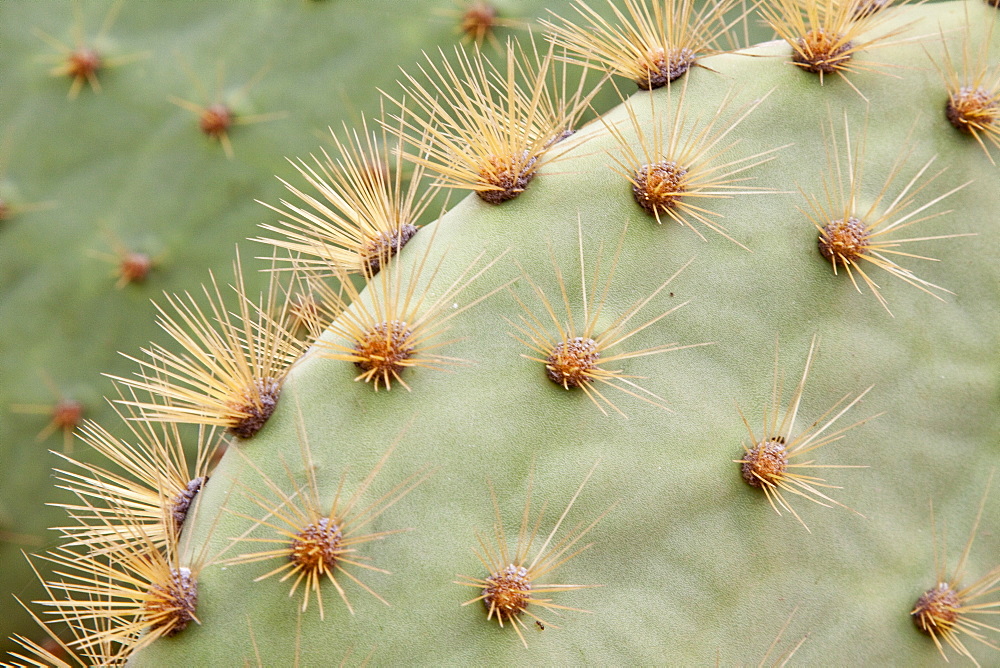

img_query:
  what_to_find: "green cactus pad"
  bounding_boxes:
[128,1,999,664]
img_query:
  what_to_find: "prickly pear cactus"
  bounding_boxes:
[0,0,582,654]
[8,0,1000,665]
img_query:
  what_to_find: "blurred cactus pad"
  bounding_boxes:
[4,0,1000,665]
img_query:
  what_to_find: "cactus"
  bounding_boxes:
[5,0,1000,665]
[0,0,577,653]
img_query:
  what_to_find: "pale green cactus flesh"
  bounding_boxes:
[133,2,999,665]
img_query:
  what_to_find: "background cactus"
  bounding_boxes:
[4,0,999,665]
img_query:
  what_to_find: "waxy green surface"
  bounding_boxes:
[137,2,998,665]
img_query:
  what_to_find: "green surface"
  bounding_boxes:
[128,1,1000,665]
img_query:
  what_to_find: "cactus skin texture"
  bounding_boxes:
[128,2,1000,664]
[7,1,1000,665]
[0,0,597,653]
